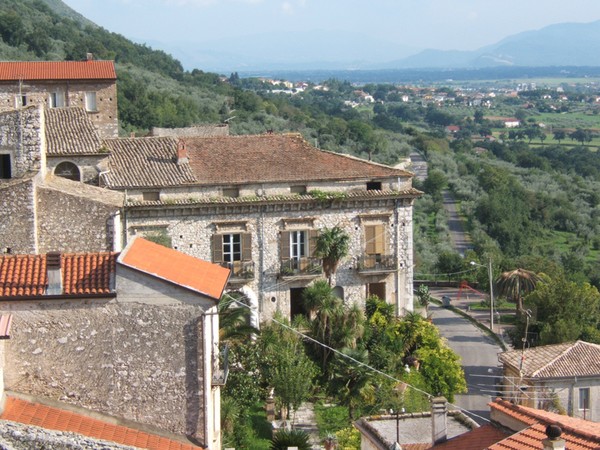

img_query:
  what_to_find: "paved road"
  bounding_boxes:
[430,301,503,424]
[442,190,472,257]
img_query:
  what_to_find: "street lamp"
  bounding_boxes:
[470,259,494,331]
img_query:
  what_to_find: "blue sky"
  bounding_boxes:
[63,0,600,50]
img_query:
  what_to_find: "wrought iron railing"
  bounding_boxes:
[357,254,396,272]
[220,261,255,280]
[280,257,322,277]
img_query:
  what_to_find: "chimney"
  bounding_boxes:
[46,252,63,295]
[431,397,448,445]
[177,140,189,164]
[542,425,565,450]
[86,52,93,61]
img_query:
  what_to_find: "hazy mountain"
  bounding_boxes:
[387,20,600,69]
[148,30,419,72]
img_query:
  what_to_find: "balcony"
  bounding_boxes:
[221,261,255,283]
[280,257,322,279]
[357,254,397,275]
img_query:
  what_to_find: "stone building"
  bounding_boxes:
[102,133,421,321]
[0,106,123,255]
[0,236,230,449]
[0,57,118,140]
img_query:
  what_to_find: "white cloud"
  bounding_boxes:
[281,1,293,14]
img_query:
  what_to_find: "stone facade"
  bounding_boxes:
[36,177,123,253]
[0,176,38,254]
[127,193,416,322]
[0,106,45,179]
[0,80,118,139]
[2,264,221,448]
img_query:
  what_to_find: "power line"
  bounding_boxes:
[220,291,493,424]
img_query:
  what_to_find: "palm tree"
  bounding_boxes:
[219,295,259,344]
[495,268,542,313]
[314,226,350,285]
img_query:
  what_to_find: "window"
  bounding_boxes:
[222,187,239,198]
[290,185,307,195]
[365,224,386,256]
[212,233,251,265]
[367,181,382,191]
[16,94,27,107]
[49,92,65,108]
[0,154,11,179]
[84,92,97,112]
[290,230,306,260]
[142,191,160,202]
[54,161,80,182]
[579,388,590,410]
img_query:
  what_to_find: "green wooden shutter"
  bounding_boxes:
[212,234,223,263]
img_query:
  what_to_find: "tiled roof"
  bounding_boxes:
[498,341,600,378]
[45,107,103,155]
[118,237,230,300]
[0,252,116,298]
[185,134,412,184]
[433,424,508,450]
[489,399,600,450]
[0,395,200,450]
[104,133,413,188]
[0,61,116,81]
[104,137,198,188]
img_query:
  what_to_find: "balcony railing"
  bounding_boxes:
[357,254,397,273]
[221,261,255,281]
[280,257,322,277]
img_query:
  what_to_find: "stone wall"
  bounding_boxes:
[0,106,44,179]
[0,177,38,254]
[2,299,210,442]
[0,81,118,139]
[36,182,121,253]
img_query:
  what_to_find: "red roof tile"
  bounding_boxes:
[489,399,600,450]
[0,253,117,298]
[433,424,509,450]
[119,237,230,300]
[0,396,201,450]
[0,61,116,81]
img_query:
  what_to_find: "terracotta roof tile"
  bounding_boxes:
[499,341,600,378]
[489,399,600,450]
[45,107,103,155]
[0,252,117,298]
[0,61,116,81]
[433,424,509,450]
[104,133,413,189]
[0,396,201,450]
[104,136,197,188]
[118,237,230,300]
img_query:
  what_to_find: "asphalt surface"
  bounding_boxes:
[428,289,506,424]
[442,190,473,257]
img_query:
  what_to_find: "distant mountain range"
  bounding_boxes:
[153,20,600,73]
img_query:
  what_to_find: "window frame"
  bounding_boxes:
[49,92,65,108]
[84,91,98,112]
[579,387,590,410]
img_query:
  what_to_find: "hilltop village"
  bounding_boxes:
[1,58,600,450]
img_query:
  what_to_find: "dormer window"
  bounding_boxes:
[367,181,382,191]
